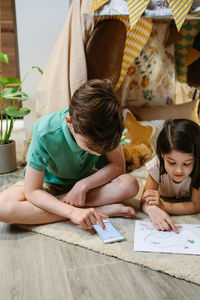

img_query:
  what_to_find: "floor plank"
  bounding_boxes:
[0,224,73,300]
[1,170,200,300]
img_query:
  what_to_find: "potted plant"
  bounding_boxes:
[0,51,42,173]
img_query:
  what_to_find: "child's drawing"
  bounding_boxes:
[134,221,200,255]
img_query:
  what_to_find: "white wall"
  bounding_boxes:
[15,0,72,139]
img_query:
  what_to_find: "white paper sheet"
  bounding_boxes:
[134,221,200,255]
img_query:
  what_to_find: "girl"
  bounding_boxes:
[141,119,200,233]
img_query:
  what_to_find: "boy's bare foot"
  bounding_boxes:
[97,203,136,218]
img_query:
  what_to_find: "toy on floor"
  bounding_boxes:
[123,143,152,171]
[121,110,153,171]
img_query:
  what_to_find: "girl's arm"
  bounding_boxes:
[160,187,200,215]
[140,174,159,208]
[141,174,178,233]
[143,174,159,191]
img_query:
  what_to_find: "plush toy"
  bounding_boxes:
[123,143,152,172]
[121,109,154,171]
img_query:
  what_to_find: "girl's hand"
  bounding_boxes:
[69,206,107,230]
[147,206,178,233]
[142,189,161,207]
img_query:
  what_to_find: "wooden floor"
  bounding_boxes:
[1,168,200,300]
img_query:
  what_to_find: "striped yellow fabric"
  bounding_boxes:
[91,0,192,32]
[127,0,150,29]
[95,15,152,89]
[168,0,193,31]
[116,16,152,89]
[90,0,109,12]
[91,0,151,29]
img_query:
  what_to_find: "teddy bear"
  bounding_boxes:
[123,143,152,172]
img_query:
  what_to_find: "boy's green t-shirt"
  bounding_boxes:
[26,109,100,185]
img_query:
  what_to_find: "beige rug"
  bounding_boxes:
[19,197,200,286]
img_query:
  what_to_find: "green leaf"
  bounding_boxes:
[5,106,31,118]
[0,76,21,86]
[0,52,9,64]
[1,88,28,101]
[32,66,43,75]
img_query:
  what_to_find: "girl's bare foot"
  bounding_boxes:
[97,203,136,218]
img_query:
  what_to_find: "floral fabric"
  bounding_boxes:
[122,20,176,107]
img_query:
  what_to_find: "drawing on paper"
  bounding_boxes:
[134,221,200,255]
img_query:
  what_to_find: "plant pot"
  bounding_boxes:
[0,140,17,174]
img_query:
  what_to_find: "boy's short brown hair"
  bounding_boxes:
[69,79,124,154]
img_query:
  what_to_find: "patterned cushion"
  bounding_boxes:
[127,99,200,124]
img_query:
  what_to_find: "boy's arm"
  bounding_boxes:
[24,165,106,229]
[159,187,200,215]
[84,144,125,188]
[24,165,72,217]
[63,144,125,207]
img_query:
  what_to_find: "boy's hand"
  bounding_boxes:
[142,189,161,207]
[147,205,178,234]
[63,182,87,207]
[69,207,107,230]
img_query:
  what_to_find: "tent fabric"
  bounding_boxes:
[35,0,198,121]
[35,0,94,118]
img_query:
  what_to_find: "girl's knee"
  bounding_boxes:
[119,174,139,198]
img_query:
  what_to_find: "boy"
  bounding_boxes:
[0,79,139,230]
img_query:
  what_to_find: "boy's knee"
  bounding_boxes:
[119,174,139,198]
[0,194,14,223]
[0,186,24,224]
